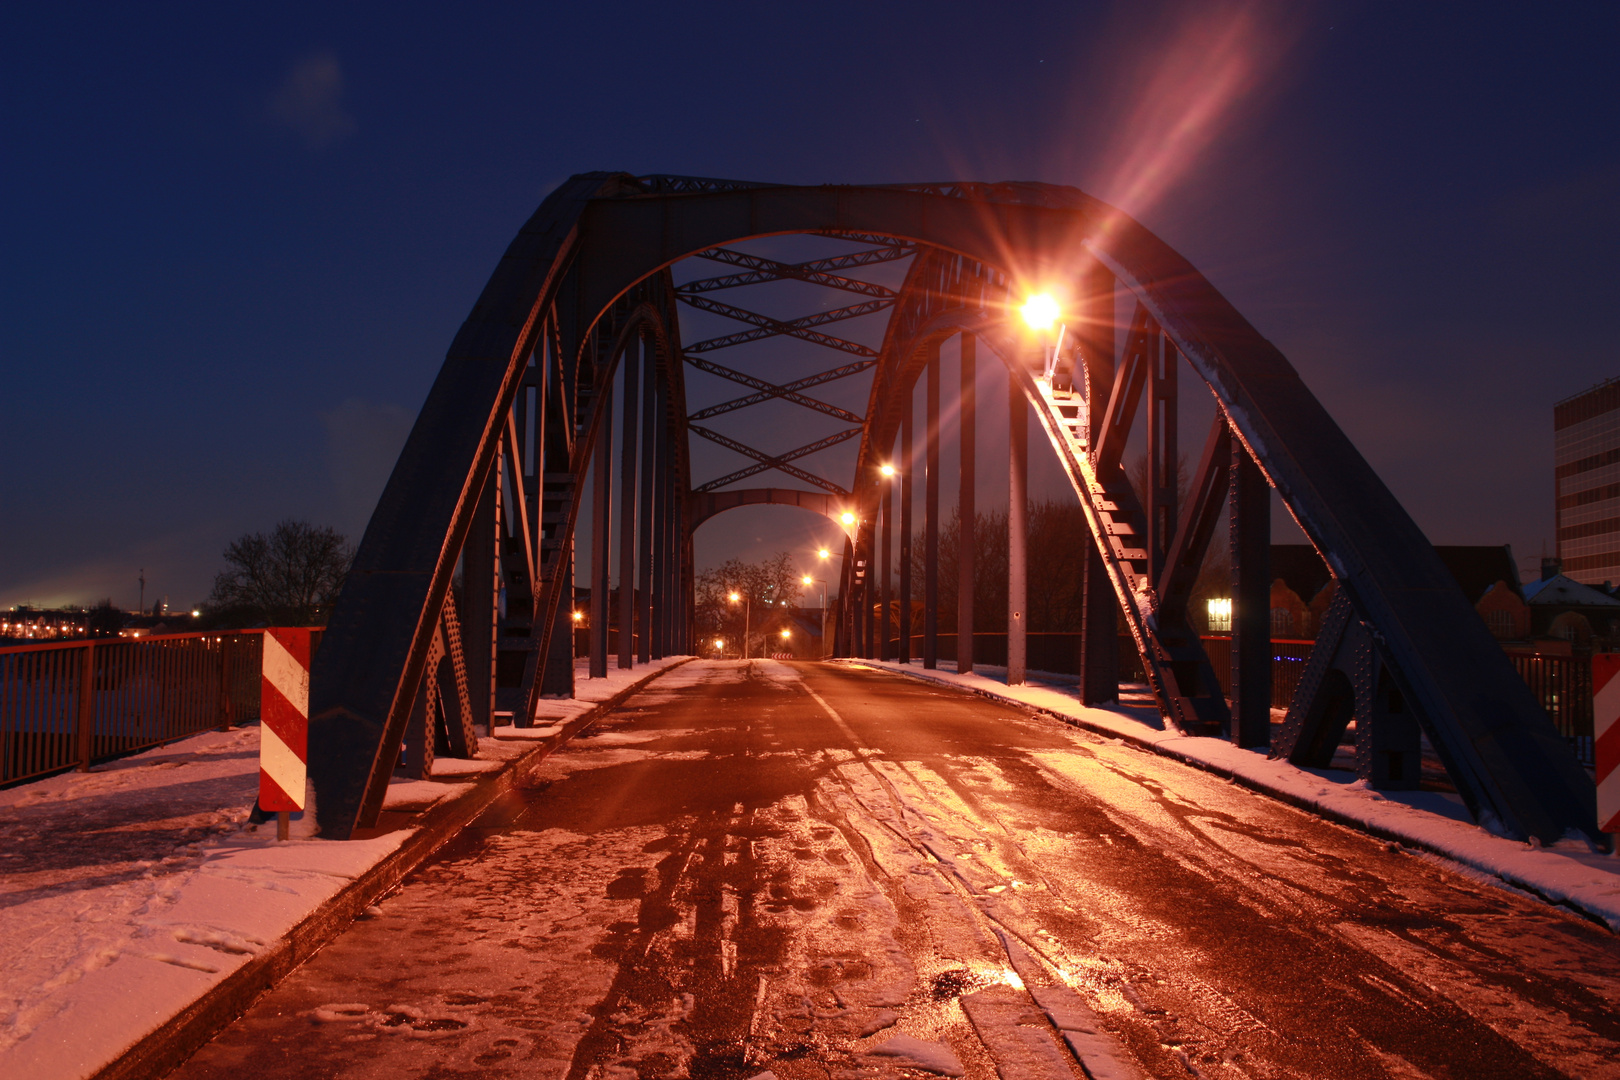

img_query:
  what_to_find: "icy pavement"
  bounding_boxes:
[0,654,689,1080]
[160,660,1620,1079]
[844,657,1620,932]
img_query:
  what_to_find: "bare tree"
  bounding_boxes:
[207,519,353,627]
[694,552,804,656]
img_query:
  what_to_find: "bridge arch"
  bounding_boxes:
[308,173,1597,846]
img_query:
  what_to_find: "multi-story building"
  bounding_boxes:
[1555,378,1620,585]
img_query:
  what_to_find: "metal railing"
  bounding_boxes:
[910,632,1601,769]
[1507,651,1595,765]
[0,628,321,787]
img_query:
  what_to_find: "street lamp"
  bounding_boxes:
[713,637,725,657]
[880,463,896,477]
[728,590,751,660]
[1021,291,1067,380]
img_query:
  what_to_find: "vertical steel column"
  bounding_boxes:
[651,396,669,659]
[862,524,875,658]
[899,390,914,664]
[680,480,694,654]
[1230,437,1271,747]
[541,540,574,698]
[1008,373,1028,686]
[857,563,869,658]
[462,466,499,732]
[637,338,657,664]
[589,384,612,678]
[1078,259,1118,705]
[880,473,892,661]
[924,349,941,669]
[618,336,640,669]
[1148,331,1179,583]
[957,332,976,674]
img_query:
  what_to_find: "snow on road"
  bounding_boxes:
[845,658,1620,931]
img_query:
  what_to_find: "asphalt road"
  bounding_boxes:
[164,660,1620,1080]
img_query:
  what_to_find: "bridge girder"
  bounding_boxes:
[308,172,1598,847]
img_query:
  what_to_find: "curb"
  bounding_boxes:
[95,658,694,1080]
[838,659,1618,933]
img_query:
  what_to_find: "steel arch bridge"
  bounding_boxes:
[307,173,1598,846]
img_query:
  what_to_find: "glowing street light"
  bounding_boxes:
[802,574,813,586]
[1021,292,1067,380]
[729,590,751,659]
[840,511,856,526]
[1021,292,1061,331]
[879,463,896,477]
[571,610,583,622]
[780,628,792,639]
[817,548,830,560]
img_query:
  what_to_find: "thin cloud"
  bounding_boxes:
[267,51,357,148]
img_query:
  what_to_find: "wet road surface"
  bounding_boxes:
[164,660,1620,1079]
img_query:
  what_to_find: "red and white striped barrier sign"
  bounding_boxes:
[260,627,311,813]
[1593,654,1620,834]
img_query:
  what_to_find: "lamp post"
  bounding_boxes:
[728,590,750,660]
[1009,292,1065,686]
[801,572,829,658]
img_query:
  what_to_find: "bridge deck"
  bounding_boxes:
[166,660,1620,1080]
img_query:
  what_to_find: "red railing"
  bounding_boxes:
[0,629,321,787]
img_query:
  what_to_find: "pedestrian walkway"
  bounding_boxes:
[0,656,688,1080]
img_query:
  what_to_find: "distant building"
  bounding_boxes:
[1522,570,1620,650]
[1269,543,1528,642]
[1555,377,1620,585]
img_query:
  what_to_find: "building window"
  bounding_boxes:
[1206,597,1231,633]
[1270,607,1293,638]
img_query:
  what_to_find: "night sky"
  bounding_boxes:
[4,1,1617,611]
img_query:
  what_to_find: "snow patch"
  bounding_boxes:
[864,1033,965,1075]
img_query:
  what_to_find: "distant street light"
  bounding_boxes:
[840,511,856,526]
[728,590,751,660]
[880,463,896,477]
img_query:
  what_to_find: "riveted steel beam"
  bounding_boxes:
[680,294,888,356]
[682,246,902,298]
[688,424,857,494]
[684,355,863,424]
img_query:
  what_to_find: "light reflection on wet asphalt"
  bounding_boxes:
[165,660,1620,1080]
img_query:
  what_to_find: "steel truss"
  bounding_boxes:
[309,173,1598,847]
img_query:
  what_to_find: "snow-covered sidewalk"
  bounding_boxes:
[0,655,690,1080]
[841,658,1620,932]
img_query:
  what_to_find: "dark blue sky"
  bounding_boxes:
[4,1,1617,609]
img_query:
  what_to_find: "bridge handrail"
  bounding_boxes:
[0,627,322,787]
